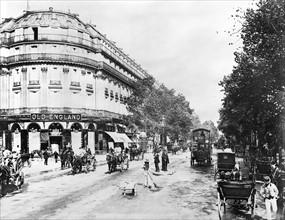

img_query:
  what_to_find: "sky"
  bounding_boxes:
[0,0,257,126]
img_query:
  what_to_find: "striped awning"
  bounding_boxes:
[104,132,133,143]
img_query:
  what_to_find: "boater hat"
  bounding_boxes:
[264,176,271,182]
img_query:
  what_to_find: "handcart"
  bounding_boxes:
[217,180,256,220]
[119,181,138,196]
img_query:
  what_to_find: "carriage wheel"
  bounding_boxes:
[214,169,218,181]
[217,191,222,220]
[207,158,211,166]
[0,182,3,197]
[251,189,256,218]
[223,200,226,213]
[282,204,285,219]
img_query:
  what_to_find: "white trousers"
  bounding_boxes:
[265,198,277,220]
[144,171,153,186]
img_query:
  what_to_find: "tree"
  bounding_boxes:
[125,77,194,144]
[218,0,285,153]
[202,121,219,143]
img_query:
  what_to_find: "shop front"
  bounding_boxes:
[6,113,97,154]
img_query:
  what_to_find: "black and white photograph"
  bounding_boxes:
[0,0,285,219]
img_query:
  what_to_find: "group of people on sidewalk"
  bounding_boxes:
[153,149,170,172]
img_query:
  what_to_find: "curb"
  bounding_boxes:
[24,161,107,179]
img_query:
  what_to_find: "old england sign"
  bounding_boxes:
[31,113,81,121]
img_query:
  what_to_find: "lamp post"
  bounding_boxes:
[162,116,165,146]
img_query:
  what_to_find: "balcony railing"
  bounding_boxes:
[29,80,40,85]
[70,81,80,87]
[50,80,61,85]
[0,34,97,49]
[86,83,93,89]
[13,81,21,87]
[1,53,100,68]
[1,53,133,84]
[0,33,147,79]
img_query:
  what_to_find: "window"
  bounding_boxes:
[110,90,114,100]
[32,27,38,40]
[105,88,109,99]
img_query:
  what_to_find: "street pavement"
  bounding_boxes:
[22,154,107,178]
[19,150,281,219]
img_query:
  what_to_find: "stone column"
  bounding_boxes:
[41,66,48,109]
[21,67,28,108]
[63,67,70,109]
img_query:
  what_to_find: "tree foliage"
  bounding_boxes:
[218,0,285,148]
[202,120,219,143]
[124,76,195,143]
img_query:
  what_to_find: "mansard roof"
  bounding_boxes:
[0,8,91,34]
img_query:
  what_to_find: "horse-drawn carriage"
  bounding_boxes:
[253,157,272,181]
[214,149,236,181]
[215,148,256,219]
[129,144,144,161]
[71,150,97,175]
[0,155,24,197]
[217,180,256,219]
[106,151,129,173]
[190,128,212,166]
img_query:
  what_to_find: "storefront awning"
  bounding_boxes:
[104,131,133,143]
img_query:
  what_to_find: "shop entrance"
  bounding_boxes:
[50,136,62,153]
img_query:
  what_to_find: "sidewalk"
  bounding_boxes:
[22,154,107,178]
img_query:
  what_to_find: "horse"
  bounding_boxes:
[71,150,94,174]
[171,145,181,155]
[71,155,83,174]
[129,147,143,161]
[106,153,118,173]
[20,153,31,167]
[60,149,74,169]
[0,156,24,197]
[0,165,10,197]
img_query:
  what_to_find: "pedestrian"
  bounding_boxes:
[54,151,59,163]
[270,161,281,185]
[260,176,279,220]
[142,159,156,188]
[161,149,169,171]
[154,152,160,172]
[43,149,49,165]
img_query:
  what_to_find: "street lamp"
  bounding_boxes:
[161,116,166,146]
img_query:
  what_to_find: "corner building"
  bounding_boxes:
[0,7,148,154]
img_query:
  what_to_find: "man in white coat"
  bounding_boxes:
[260,176,279,220]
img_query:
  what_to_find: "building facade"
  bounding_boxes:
[0,7,148,154]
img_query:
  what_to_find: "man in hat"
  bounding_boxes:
[142,159,156,188]
[260,176,279,220]
[270,161,281,185]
